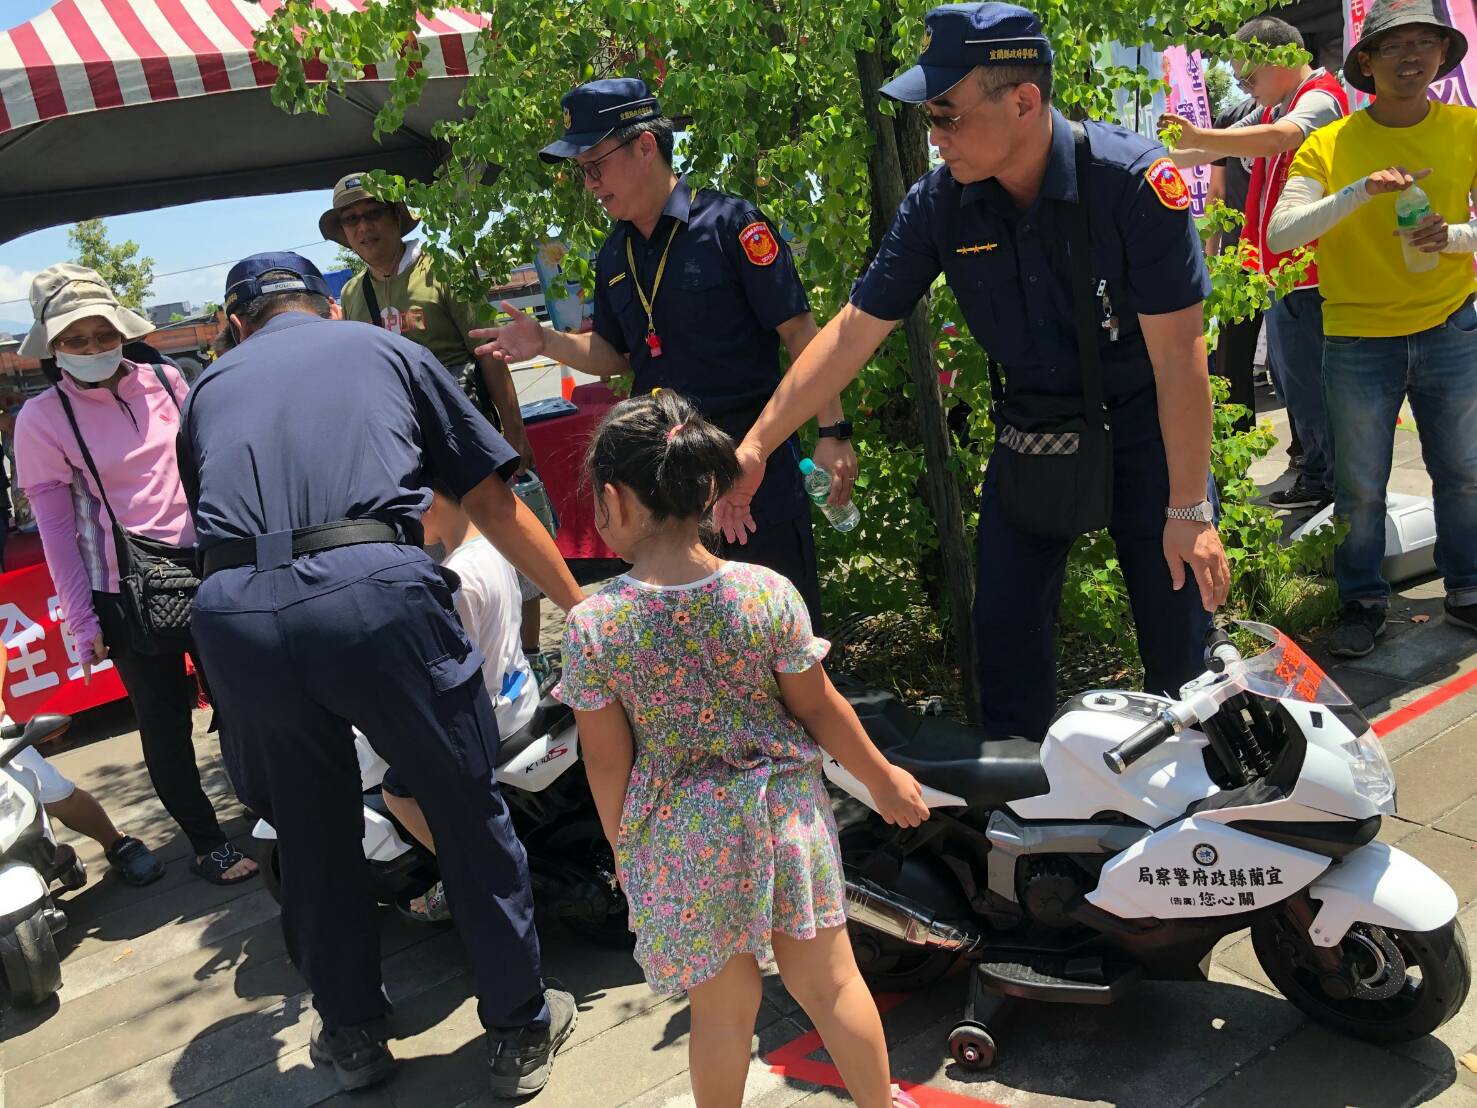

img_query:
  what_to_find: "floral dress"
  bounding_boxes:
[554,561,844,994]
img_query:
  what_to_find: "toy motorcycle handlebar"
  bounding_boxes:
[1104,626,1245,776]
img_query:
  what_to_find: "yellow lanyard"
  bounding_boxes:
[625,216,683,357]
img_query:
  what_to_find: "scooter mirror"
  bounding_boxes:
[0,714,72,770]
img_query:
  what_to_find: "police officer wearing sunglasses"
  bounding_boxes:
[720,2,1230,738]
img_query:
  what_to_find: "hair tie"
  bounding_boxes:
[666,422,685,443]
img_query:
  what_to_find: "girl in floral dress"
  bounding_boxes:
[555,391,930,1108]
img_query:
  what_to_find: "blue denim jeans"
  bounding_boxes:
[1323,299,1477,608]
[1266,287,1331,489]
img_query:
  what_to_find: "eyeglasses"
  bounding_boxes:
[1234,66,1262,94]
[339,205,394,229]
[54,329,123,353]
[574,136,639,182]
[1372,33,1447,59]
[925,84,1021,133]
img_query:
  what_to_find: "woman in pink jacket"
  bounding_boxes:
[14,265,256,885]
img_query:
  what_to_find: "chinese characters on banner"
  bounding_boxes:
[1,562,125,721]
[1344,0,1477,109]
[1162,46,1214,217]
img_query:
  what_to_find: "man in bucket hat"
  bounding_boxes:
[322,173,536,475]
[718,2,1228,739]
[472,76,852,628]
[1266,0,1477,659]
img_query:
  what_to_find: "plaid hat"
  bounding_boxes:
[540,77,665,163]
[318,172,420,246]
[1343,0,1468,94]
[879,3,1053,104]
[20,264,154,359]
[222,252,331,317]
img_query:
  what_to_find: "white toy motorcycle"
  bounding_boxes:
[0,714,86,1009]
[252,690,632,946]
[829,624,1469,1069]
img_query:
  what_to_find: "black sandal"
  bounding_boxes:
[191,843,257,886]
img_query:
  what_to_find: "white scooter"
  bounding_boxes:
[829,624,1470,1068]
[252,690,632,946]
[0,714,86,1009]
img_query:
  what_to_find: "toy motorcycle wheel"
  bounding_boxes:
[947,1021,996,1070]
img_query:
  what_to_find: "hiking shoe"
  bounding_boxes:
[309,1012,396,1091]
[1446,599,1477,635]
[488,981,578,1099]
[105,836,165,887]
[1267,478,1333,510]
[1328,604,1387,658]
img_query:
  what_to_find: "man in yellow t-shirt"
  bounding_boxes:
[1267,0,1476,660]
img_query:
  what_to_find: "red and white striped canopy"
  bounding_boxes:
[0,0,489,136]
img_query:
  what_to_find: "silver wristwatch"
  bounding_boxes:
[1165,499,1215,524]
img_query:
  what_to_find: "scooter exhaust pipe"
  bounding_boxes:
[845,877,982,953]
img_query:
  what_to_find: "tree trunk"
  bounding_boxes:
[855,48,979,722]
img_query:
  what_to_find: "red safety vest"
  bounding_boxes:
[1243,69,1350,287]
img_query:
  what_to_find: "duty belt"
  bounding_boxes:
[201,519,401,576]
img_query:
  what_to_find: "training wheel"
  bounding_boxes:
[948,1021,996,1070]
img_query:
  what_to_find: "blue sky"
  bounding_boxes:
[0,0,340,332]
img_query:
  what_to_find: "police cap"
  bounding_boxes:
[223,252,331,316]
[540,77,664,163]
[880,3,1053,104]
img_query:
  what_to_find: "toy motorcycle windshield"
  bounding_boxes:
[1225,620,1351,706]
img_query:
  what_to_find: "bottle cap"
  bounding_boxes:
[799,458,815,475]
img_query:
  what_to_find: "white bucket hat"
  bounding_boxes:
[19,263,155,359]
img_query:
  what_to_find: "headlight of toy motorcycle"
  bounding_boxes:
[1342,732,1397,815]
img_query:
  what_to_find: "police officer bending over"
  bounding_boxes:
[179,253,583,1097]
[476,78,855,627]
[720,2,1231,738]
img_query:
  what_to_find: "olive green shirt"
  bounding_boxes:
[340,241,495,371]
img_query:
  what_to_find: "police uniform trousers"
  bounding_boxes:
[192,541,547,1033]
[974,395,1213,738]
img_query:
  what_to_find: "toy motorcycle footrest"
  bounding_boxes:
[975,956,1141,1005]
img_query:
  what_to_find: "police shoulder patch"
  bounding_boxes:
[1145,157,1191,211]
[738,220,780,266]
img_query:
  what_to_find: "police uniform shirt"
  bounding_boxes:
[851,108,1211,426]
[180,312,518,548]
[591,177,811,523]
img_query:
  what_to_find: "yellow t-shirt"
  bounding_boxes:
[1289,100,1477,338]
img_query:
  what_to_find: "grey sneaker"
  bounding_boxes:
[1328,604,1387,658]
[309,1012,396,1091]
[488,981,578,1099]
[1446,599,1477,634]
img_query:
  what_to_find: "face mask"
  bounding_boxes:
[55,346,124,383]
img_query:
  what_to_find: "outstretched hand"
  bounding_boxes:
[1364,166,1432,196]
[714,440,767,545]
[470,300,547,363]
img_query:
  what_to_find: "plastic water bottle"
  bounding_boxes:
[799,458,861,532]
[1396,184,1439,273]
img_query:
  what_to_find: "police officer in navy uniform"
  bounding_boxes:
[474,78,856,626]
[179,253,583,1097]
[720,3,1231,737]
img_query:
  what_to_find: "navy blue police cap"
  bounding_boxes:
[223,252,331,316]
[880,3,1053,104]
[540,77,664,163]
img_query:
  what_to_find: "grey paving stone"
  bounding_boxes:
[1437,797,1477,845]
[1385,728,1477,828]
[1343,622,1476,685]
[1190,1023,1445,1107]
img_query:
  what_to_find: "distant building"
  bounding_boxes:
[146,301,193,324]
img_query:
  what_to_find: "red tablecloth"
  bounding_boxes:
[526,383,620,563]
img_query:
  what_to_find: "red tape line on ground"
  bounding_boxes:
[1373,665,1477,738]
[764,993,1008,1107]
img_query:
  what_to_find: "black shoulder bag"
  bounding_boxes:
[362,270,499,428]
[55,366,199,655]
[987,120,1114,540]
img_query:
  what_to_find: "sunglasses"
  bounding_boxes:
[339,205,395,229]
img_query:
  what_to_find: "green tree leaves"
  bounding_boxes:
[66,219,155,310]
